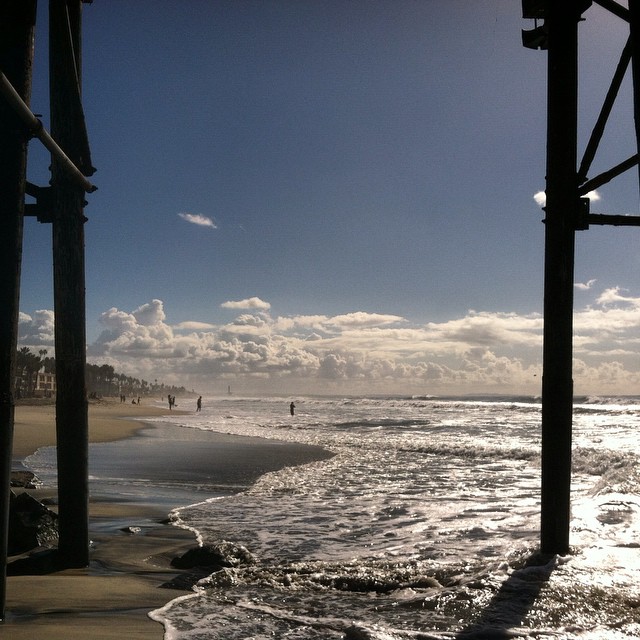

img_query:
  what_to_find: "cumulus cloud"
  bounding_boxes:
[133,299,166,325]
[18,310,55,345]
[221,297,271,311]
[178,212,217,228]
[91,301,174,358]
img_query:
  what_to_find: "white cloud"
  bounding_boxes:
[174,321,217,331]
[596,286,637,306]
[178,212,217,228]
[133,299,166,325]
[91,302,174,358]
[575,279,597,291]
[18,310,55,346]
[221,297,271,311]
[325,312,405,329]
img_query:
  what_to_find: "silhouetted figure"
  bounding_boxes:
[196,396,202,412]
[290,401,295,416]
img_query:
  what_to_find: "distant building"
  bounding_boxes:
[34,370,56,397]
[15,369,57,398]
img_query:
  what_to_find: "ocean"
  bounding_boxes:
[27,395,640,638]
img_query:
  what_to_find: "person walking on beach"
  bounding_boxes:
[196,396,202,412]
[290,401,295,416]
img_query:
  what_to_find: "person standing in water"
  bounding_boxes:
[290,401,295,416]
[196,396,202,412]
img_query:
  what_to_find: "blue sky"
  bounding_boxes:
[16,1,640,396]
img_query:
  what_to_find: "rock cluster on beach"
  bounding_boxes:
[9,469,41,489]
[8,490,58,556]
[162,541,256,590]
[171,541,256,571]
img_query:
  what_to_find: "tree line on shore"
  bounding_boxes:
[15,347,189,399]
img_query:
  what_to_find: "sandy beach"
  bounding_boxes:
[3,398,331,639]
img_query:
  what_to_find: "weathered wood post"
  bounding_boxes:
[0,0,36,617]
[49,0,91,567]
[540,1,581,555]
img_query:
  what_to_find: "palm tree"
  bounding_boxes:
[16,347,42,397]
[99,364,115,396]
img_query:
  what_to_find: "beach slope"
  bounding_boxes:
[4,398,330,639]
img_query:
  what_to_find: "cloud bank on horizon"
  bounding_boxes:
[17,288,640,396]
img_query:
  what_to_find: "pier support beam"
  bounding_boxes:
[540,2,581,555]
[50,0,90,567]
[0,1,36,617]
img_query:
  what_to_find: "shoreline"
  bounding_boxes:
[5,397,332,639]
[11,396,187,459]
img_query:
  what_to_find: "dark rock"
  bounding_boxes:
[9,491,59,555]
[161,566,238,591]
[171,541,255,571]
[160,572,204,590]
[10,470,41,489]
[344,627,376,640]
[196,567,237,589]
[121,525,142,534]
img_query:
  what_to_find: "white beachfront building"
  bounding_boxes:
[15,369,57,398]
[33,370,56,397]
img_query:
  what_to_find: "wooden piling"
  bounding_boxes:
[0,0,36,617]
[540,2,580,555]
[49,0,90,567]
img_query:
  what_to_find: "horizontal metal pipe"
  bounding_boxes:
[0,70,96,193]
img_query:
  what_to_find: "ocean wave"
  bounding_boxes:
[408,442,539,462]
[577,395,640,407]
[573,447,640,476]
[332,417,433,430]
[574,405,640,416]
